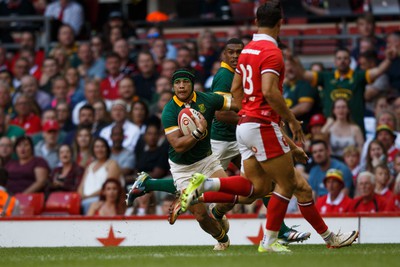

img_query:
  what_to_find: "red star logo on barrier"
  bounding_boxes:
[247,224,264,245]
[97,225,125,247]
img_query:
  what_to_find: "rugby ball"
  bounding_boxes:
[178,108,201,135]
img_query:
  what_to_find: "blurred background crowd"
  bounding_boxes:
[0,0,400,217]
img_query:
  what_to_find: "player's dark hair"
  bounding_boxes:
[256,0,282,28]
[172,68,195,85]
[225,38,244,48]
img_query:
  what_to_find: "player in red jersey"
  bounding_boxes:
[181,1,359,252]
[315,169,353,214]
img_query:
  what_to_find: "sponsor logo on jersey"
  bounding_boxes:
[242,49,261,55]
[198,104,206,113]
[330,88,352,101]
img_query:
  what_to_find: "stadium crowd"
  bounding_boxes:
[0,0,400,217]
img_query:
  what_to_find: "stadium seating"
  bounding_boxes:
[348,25,384,35]
[300,27,341,55]
[164,32,194,40]
[383,24,400,33]
[229,1,255,23]
[42,192,81,215]
[14,193,45,216]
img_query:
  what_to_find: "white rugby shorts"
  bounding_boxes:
[169,153,224,192]
[211,139,240,170]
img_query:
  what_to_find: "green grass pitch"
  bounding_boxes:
[1,244,399,267]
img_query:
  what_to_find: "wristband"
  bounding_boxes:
[196,128,204,135]
[191,130,201,140]
[195,129,204,137]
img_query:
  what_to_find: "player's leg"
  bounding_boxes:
[169,168,232,233]
[206,168,232,233]
[209,141,244,219]
[230,154,242,170]
[169,157,231,250]
[207,140,245,220]
[126,172,177,207]
[180,172,254,212]
[293,168,358,248]
[256,152,296,252]
[188,203,230,251]
[237,121,294,252]
[181,141,256,211]
[262,190,311,245]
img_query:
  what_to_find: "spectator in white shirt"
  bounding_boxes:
[45,0,84,36]
[100,99,140,152]
[72,80,111,125]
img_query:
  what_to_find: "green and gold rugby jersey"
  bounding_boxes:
[283,79,321,133]
[211,62,237,142]
[162,91,231,165]
[311,69,371,133]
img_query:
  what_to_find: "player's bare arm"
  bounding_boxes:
[280,124,309,164]
[215,110,239,125]
[262,72,305,143]
[230,73,244,109]
[165,113,207,153]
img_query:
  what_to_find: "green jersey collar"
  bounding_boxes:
[221,61,235,73]
[334,69,354,80]
[173,92,197,107]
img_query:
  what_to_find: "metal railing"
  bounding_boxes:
[0,16,52,52]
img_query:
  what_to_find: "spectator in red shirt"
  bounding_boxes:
[373,163,394,203]
[17,49,41,81]
[10,31,45,70]
[316,169,353,214]
[100,53,124,100]
[343,146,361,188]
[385,177,400,212]
[348,171,387,213]
[375,124,399,163]
[9,95,41,135]
[385,194,400,212]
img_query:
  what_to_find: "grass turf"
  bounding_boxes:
[1,244,399,267]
